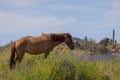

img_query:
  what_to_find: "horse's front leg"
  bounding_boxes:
[44,52,49,58]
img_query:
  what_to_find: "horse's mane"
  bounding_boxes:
[51,33,65,41]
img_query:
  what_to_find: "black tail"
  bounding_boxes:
[10,42,16,70]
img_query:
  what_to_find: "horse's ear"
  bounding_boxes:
[64,33,71,38]
[51,34,65,41]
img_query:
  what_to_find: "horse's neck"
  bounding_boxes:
[53,41,64,47]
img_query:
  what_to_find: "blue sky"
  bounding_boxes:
[0,0,120,45]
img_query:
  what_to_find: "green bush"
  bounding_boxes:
[76,62,103,80]
[0,47,120,80]
[49,59,76,80]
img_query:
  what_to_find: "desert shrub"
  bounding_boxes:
[49,59,76,80]
[0,46,120,80]
[76,62,103,80]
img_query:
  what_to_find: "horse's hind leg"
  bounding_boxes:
[12,51,25,69]
[15,50,25,63]
[12,53,18,69]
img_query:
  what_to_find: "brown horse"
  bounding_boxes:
[10,33,74,70]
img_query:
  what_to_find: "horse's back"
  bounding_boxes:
[28,35,50,43]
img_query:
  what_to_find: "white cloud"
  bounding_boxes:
[0,11,76,35]
[42,2,120,33]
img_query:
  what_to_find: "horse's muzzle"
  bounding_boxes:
[70,45,75,50]
[71,48,74,50]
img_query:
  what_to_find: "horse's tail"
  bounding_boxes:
[10,42,16,70]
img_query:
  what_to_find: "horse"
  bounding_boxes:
[9,33,74,70]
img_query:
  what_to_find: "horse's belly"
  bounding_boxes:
[26,43,52,54]
[26,50,44,55]
[26,47,45,54]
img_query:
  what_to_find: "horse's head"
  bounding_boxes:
[64,33,75,50]
[51,33,74,50]
[99,37,109,47]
